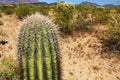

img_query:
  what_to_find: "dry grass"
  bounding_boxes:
[0,14,120,80]
[0,13,21,70]
[59,31,120,80]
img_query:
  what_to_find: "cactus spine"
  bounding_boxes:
[17,13,61,80]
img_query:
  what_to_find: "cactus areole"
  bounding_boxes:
[17,13,61,80]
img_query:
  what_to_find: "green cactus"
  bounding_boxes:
[17,13,61,80]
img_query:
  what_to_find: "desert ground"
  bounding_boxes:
[0,14,120,80]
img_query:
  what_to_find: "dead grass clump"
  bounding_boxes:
[0,55,18,80]
[59,31,120,80]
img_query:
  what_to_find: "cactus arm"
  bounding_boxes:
[40,25,48,80]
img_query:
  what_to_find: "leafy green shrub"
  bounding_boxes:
[16,5,34,19]
[76,4,97,19]
[2,5,15,15]
[36,6,50,15]
[0,56,18,80]
[76,4,112,24]
[55,2,75,34]
[4,7,14,14]
[17,13,61,80]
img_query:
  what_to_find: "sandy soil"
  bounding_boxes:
[0,13,21,60]
[0,14,120,80]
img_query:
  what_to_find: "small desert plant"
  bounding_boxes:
[2,5,15,15]
[4,7,14,14]
[0,56,18,80]
[36,5,50,15]
[93,11,111,24]
[100,14,120,50]
[17,13,61,80]
[16,5,33,19]
[76,4,97,19]
[55,2,75,34]
[0,13,2,17]
[75,14,93,31]
[0,21,3,25]
[109,14,120,45]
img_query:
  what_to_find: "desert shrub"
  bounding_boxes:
[0,13,2,17]
[0,56,18,80]
[16,5,34,19]
[76,4,112,24]
[109,14,120,45]
[76,4,97,19]
[93,11,111,24]
[100,14,120,50]
[16,4,53,19]
[4,7,14,14]
[75,14,93,31]
[55,2,75,34]
[2,5,15,15]
[0,6,1,11]
[107,6,120,13]
[0,21,3,25]
[36,5,50,15]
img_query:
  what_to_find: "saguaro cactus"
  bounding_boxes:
[17,13,61,80]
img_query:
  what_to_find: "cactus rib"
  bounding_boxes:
[41,26,48,80]
[34,29,39,80]
[46,27,57,80]
[51,30,61,80]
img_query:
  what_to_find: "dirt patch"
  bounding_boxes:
[0,13,21,60]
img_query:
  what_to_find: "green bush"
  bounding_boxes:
[76,4,97,19]
[93,11,111,24]
[109,14,120,45]
[76,4,111,24]
[2,5,15,15]
[75,14,92,31]
[36,6,50,15]
[16,5,34,19]
[4,7,14,14]
[55,2,75,34]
